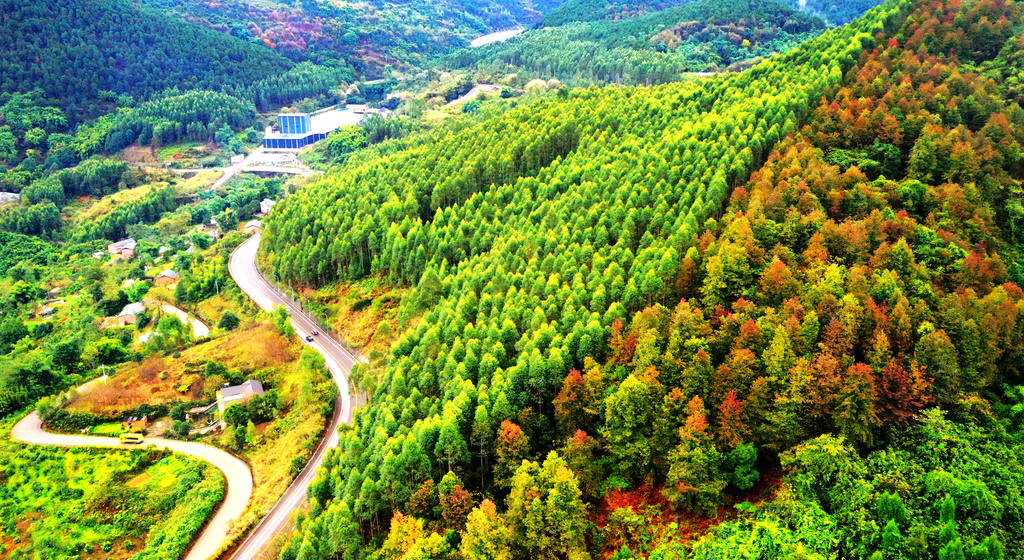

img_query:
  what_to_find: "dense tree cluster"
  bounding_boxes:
[792,0,887,25]
[0,0,290,110]
[137,0,563,73]
[99,90,258,155]
[265,2,905,557]
[452,0,827,85]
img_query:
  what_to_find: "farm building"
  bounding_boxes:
[154,270,179,287]
[122,415,148,432]
[107,238,137,258]
[117,302,146,326]
[217,379,265,414]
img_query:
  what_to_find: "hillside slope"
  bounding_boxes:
[267,0,1024,558]
[263,2,905,559]
[136,0,565,73]
[0,0,291,110]
[451,0,827,85]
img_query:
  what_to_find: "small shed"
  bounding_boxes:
[154,270,179,287]
[117,302,146,327]
[245,220,263,235]
[122,415,148,433]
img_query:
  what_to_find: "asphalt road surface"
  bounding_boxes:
[11,412,253,560]
[227,233,357,559]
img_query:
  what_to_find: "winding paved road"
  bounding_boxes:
[11,413,253,560]
[10,232,355,560]
[227,233,357,559]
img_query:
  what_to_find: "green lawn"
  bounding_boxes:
[88,422,124,436]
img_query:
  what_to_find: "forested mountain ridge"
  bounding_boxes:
[791,0,888,25]
[0,0,291,112]
[262,0,1024,557]
[537,0,696,27]
[450,0,828,85]
[136,0,564,73]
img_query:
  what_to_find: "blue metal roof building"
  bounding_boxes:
[262,110,364,151]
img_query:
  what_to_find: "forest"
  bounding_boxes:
[449,0,828,85]
[260,0,1024,557]
[136,0,563,75]
[0,0,290,117]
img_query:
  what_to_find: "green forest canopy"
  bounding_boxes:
[264,0,1024,558]
[0,0,291,109]
[449,0,828,85]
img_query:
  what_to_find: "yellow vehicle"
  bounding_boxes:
[119,432,144,444]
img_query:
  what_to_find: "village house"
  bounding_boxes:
[187,402,218,425]
[245,220,263,235]
[122,415,148,432]
[217,379,265,414]
[154,270,179,287]
[117,302,146,327]
[260,198,275,215]
[107,238,137,258]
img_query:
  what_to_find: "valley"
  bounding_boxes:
[3,0,1024,559]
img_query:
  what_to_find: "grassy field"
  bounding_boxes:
[0,437,223,560]
[305,277,408,360]
[88,422,125,436]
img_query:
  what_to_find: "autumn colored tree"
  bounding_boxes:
[663,396,725,514]
[494,421,530,489]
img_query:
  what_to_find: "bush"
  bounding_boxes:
[45,409,105,432]
[172,421,191,438]
[217,310,239,331]
[170,403,187,422]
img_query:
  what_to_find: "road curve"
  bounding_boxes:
[227,233,357,559]
[11,412,253,560]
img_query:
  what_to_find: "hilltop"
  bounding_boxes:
[262,0,1024,557]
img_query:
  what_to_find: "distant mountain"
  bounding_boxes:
[0,0,292,110]
[784,0,887,25]
[450,0,827,85]
[135,0,567,74]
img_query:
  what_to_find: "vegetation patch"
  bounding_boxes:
[68,322,297,415]
[0,438,223,560]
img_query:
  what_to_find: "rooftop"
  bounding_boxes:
[118,302,146,317]
[263,109,364,140]
[220,379,265,399]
